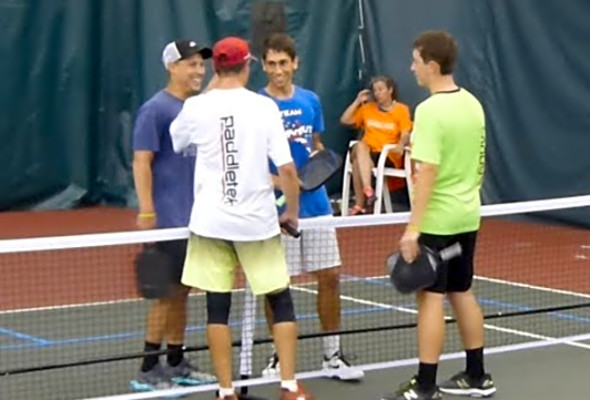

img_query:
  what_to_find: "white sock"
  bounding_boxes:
[323,335,340,358]
[281,380,298,392]
[219,387,235,398]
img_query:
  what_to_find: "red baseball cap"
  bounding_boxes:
[213,37,256,69]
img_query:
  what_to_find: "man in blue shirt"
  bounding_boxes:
[256,33,365,382]
[131,39,216,392]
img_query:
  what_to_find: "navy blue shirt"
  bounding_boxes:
[261,86,332,218]
[132,90,196,228]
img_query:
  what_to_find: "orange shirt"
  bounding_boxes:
[353,101,413,167]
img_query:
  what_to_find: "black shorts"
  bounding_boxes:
[419,231,478,294]
[154,239,188,284]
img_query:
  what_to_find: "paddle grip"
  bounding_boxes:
[280,222,301,238]
[438,242,462,261]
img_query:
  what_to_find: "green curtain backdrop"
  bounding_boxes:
[0,0,362,210]
[2,0,589,224]
[362,0,590,204]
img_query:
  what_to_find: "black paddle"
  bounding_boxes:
[134,244,177,299]
[276,149,343,237]
[386,242,463,294]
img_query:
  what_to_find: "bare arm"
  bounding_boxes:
[400,131,411,147]
[132,151,156,229]
[396,103,413,151]
[407,162,438,231]
[312,133,325,152]
[277,162,300,221]
[392,130,411,156]
[271,174,281,189]
[272,171,303,191]
[398,161,437,262]
[340,89,370,125]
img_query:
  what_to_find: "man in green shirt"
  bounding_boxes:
[381,31,496,400]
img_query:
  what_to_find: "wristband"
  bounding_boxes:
[138,212,156,219]
[406,224,419,233]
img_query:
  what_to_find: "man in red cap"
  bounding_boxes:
[170,36,315,400]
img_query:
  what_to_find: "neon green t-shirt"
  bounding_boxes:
[411,88,486,235]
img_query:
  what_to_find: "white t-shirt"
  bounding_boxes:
[169,87,293,241]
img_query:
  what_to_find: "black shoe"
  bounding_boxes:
[380,376,443,400]
[439,371,496,397]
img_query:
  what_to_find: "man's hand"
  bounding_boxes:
[356,89,372,104]
[399,227,420,263]
[136,212,157,230]
[279,210,298,235]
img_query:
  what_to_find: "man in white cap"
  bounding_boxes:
[131,39,217,392]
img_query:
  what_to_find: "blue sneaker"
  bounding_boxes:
[165,359,217,386]
[130,363,184,398]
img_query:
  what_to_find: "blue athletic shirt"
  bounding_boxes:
[260,86,332,218]
[132,90,196,228]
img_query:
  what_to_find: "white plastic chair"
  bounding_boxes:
[341,140,412,215]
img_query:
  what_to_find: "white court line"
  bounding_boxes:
[2,272,590,315]
[474,275,590,299]
[79,331,590,400]
[0,287,256,315]
[0,291,214,315]
[355,273,590,300]
[0,274,377,315]
[290,286,590,351]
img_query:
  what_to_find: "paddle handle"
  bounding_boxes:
[438,242,462,261]
[274,196,301,237]
[280,222,301,238]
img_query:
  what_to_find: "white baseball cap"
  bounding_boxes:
[162,40,212,67]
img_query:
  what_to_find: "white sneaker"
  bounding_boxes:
[322,351,365,381]
[261,353,280,378]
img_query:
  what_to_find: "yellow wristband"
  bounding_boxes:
[138,212,156,219]
[406,224,419,233]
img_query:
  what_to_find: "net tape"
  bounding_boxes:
[1,195,589,254]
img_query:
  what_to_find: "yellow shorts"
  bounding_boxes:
[181,234,290,295]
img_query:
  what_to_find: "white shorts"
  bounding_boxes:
[281,222,342,276]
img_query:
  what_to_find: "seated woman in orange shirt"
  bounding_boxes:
[340,76,413,214]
